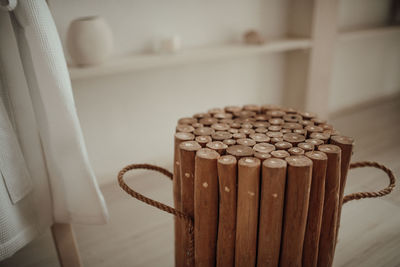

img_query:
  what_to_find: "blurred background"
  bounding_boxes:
[58,0,399,186]
[1,0,399,266]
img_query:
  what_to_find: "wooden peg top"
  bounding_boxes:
[301,120,314,127]
[318,144,341,154]
[197,148,220,159]
[283,114,302,122]
[325,129,341,136]
[208,108,225,115]
[192,122,204,128]
[254,152,272,160]
[178,117,197,125]
[220,119,234,126]
[236,110,256,118]
[237,138,256,147]
[263,158,287,168]
[212,131,233,141]
[193,112,211,119]
[282,107,298,114]
[233,133,247,139]
[320,123,333,130]
[270,137,283,144]
[194,127,215,136]
[241,122,254,129]
[311,118,327,125]
[218,155,237,165]
[175,132,195,141]
[249,133,270,143]
[254,115,269,123]
[285,155,313,167]
[271,150,290,159]
[305,125,323,133]
[262,104,282,112]
[305,150,328,161]
[298,111,317,120]
[226,145,254,157]
[282,122,302,130]
[239,128,256,135]
[211,123,230,131]
[243,104,261,113]
[275,141,293,150]
[267,131,283,138]
[176,124,195,133]
[196,135,213,145]
[223,139,236,146]
[230,122,241,129]
[199,117,218,126]
[269,118,285,125]
[298,142,315,151]
[255,127,268,134]
[206,141,228,151]
[214,113,233,120]
[330,135,354,145]
[288,147,305,155]
[310,132,330,142]
[268,125,282,132]
[180,141,202,151]
[305,138,324,146]
[293,129,306,135]
[225,106,242,113]
[253,143,276,153]
[283,133,306,144]
[253,121,270,128]
[238,157,261,167]
[266,110,286,118]
[280,129,292,134]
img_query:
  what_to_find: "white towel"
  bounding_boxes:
[0,0,109,259]
[11,0,109,223]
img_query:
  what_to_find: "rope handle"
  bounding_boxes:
[117,163,194,265]
[343,161,396,204]
[117,163,193,224]
[117,161,395,211]
[117,160,395,264]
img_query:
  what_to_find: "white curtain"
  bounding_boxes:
[0,0,108,260]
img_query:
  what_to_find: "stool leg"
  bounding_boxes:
[51,223,82,267]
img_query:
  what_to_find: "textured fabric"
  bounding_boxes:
[0,0,108,260]
[0,11,48,261]
[0,0,17,12]
[0,88,32,204]
[0,10,52,261]
[12,0,108,224]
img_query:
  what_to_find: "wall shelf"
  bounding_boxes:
[339,25,400,42]
[68,37,311,81]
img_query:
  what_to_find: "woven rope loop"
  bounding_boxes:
[117,163,194,266]
[343,161,396,204]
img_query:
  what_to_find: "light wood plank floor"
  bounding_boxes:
[1,97,399,267]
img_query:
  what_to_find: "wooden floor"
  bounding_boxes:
[1,97,399,267]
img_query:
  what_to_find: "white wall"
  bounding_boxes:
[49,0,400,185]
[330,0,400,111]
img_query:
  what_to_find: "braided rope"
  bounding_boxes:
[343,161,396,204]
[117,163,194,266]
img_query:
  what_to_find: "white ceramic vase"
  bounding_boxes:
[67,16,114,66]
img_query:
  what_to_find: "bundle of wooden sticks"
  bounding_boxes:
[173,104,354,267]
